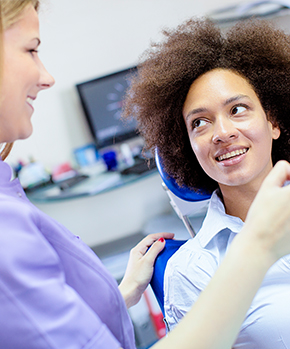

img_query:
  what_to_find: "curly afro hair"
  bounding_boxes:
[123,18,290,193]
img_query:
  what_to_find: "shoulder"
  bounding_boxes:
[0,188,39,228]
[0,186,63,273]
[166,238,218,278]
[165,241,218,296]
[164,238,218,303]
[164,238,219,313]
[163,239,219,330]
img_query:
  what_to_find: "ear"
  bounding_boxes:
[267,112,281,140]
[271,122,280,140]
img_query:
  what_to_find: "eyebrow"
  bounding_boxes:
[185,94,250,120]
[31,38,41,46]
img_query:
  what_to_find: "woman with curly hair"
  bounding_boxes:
[123,18,290,348]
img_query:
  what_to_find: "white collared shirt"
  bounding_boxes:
[164,190,290,348]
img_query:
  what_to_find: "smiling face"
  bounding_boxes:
[183,69,280,192]
[0,4,55,143]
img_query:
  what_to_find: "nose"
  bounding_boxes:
[37,59,55,90]
[212,115,238,144]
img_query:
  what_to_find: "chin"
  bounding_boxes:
[218,177,251,188]
[18,127,34,141]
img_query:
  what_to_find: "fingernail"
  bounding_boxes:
[158,238,165,243]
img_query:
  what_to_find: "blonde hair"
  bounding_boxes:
[1,0,39,30]
[0,0,39,160]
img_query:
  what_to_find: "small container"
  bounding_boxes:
[74,144,99,167]
[102,150,118,171]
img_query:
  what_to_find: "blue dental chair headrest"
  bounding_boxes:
[155,148,211,202]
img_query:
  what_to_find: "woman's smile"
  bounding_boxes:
[26,96,35,110]
[215,147,248,163]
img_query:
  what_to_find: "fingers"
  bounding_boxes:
[144,237,168,265]
[136,232,174,265]
[120,233,175,307]
[263,160,290,188]
[133,232,175,256]
[244,160,290,261]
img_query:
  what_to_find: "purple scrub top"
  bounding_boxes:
[0,159,135,349]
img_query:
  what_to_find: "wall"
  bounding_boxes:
[7,0,237,170]
[33,173,172,246]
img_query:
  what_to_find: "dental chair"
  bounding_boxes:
[150,149,211,315]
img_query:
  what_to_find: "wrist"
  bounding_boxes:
[232,226,277,272]
[118,278,140,309]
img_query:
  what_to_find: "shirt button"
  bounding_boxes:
[17,192,22,197]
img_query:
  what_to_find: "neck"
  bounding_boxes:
[219,186,258,222]
[218,162,274,222]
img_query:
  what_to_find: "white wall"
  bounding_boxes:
[7,0,237,170]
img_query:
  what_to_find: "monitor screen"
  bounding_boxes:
[76,67,138,149]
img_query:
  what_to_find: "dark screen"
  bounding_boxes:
[76,67,138,149]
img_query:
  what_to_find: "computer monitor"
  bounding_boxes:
[76,67,139,149]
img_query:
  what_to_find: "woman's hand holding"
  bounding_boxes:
[241,160,290,265]
[119,232,174,308]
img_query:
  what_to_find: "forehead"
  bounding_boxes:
[5,4,39,36]
[183,69,259,113]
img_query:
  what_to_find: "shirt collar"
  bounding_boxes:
[0,158,13,185]
[198,189,244,248]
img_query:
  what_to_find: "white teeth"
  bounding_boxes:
[27,97,34,106]
[217,148,247,161]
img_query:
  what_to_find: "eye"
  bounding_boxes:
[192,118,207,130]
[29,49,39,55]
[231,105,247,115]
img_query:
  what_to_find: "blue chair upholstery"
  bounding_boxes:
[150,239,187,315]
[150,149,211,316]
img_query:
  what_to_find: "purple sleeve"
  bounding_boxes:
[0,199,121,349]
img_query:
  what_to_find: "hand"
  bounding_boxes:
[242,160,290,264]
[119,232,174,308]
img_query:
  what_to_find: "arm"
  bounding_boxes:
[151,160,290,349]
